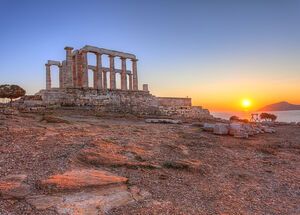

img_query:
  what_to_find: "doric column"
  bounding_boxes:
[82,50,88,88]
[72,55,77,88]
[143,84,149,91]
[128,74,133,90]
[103,70,107,89]
[58,65,63,88]
[121,57,127,90]
[62,60,67,88]
[76,53,83,88]
[96,53,103,89]
[64,46,74,88]
[45,64,51,90]
[132,59,138,90]
[109,55,116,89]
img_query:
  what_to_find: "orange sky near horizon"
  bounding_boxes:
[151,76,300,112]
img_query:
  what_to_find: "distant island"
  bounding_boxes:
[258,101,300,111]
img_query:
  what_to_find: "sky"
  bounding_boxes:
[0,0,299,111]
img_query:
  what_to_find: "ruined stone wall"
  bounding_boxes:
[157,97,192,107]
[159,106,212,120]
[15,89,212,119]
[36,88,161,115]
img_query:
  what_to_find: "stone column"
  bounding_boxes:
[82,51,88,88]
[128,74,133,90]
[121,57,127,90]
[109,55,116,89]
[59,65,63,88]
[62,60,67,88]
[103,70,107,89]
[143,84,149,91]
[96,54,103,89]
[45,64,51,90]
[76,53,83,88]
[132,59,138,90]
[64,47,74,88]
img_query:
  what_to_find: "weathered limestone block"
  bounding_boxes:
[213,123,229,135]
[203,123,215,132]
[145,119,182,124]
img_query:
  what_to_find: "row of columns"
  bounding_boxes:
[46,47,139,91]
[78,50,138,90]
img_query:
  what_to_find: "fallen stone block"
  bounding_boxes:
[262,126,276,133]
[145,119,182,124]
[229,122,249,139]
[203,123,215,132]
[213,123,229,135]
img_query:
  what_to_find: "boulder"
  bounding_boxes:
[0,174,31,199]
[203,123,215,132]
[213,123,229,135]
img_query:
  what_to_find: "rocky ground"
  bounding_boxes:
[0,108,299,215]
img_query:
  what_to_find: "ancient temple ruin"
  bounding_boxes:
[45,46,141,91]
[17,45,211,119]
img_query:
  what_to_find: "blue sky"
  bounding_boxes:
[0,0,299,110]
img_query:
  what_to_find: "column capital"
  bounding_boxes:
[109,54,115,58]
[45,64,50,67]
[131,58,138,62]
[64,46,74,50]
[120,56,126,60]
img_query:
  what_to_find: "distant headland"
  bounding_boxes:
[258,101,300,111]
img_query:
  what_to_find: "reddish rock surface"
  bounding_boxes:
[0,174,30,199]
[40,169,128,192]
[0,109,299,214]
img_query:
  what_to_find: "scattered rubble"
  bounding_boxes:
[203,122,276,139]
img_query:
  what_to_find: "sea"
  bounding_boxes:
[211,110,300,123]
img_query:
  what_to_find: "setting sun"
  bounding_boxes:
[241,99,251,109]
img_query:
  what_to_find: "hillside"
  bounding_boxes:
[258,101,300,111]
[0,108,300,214]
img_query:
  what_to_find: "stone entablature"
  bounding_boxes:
[45,45,140,91]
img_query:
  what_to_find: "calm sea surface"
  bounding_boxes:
[211,110,300,123]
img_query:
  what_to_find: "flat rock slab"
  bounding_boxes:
[27,185,134,215]
[0,174,31,199]
[40,169,128,192]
